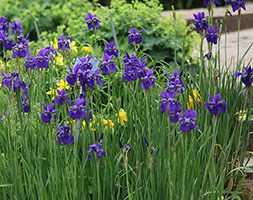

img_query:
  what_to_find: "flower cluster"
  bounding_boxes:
[66,56,103,90]
[25,46,57,71]
[56,123,74,145]
[1,70,30,113]
[224,0,246,12]
[193,12,220,45]
[122,53,156,89]
[0,17,29,57]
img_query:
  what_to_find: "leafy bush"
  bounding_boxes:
[1,0,200,65]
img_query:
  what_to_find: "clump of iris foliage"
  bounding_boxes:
[0,0,252,199]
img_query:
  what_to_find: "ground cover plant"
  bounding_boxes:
[0,0,252,199]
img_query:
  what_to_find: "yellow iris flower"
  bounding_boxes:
[46,88,57,100]
[187,89,202,109]
[82,46,92,54]
[117,109,127,126]
[56,79,70,90]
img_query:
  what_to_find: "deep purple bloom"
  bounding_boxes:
[84,12,100,30]
[1,70,22,92]
[56,123,74,145]
[206,26,220,44]
[165,70,184,96]
[104,41,118,57]
[10,20,22,34]
[128,28,143,44]
[25,56,37,71]
[22,97,30,113]
[159,91,177,113]
[87,134,106,160]
[68,95,92,120]
[168,101,183,123]
[41,103,57,123]
[58,34,71,51]
[122,53,146,82]
[0,17,9,33]
[12,37,29,58]
[71,56,103,89]
[100,53,118,75]
[55,89,70,105]
[204,93,227,116]
[35,55,50,69]
[193,12,208,32]
[3,38,14,50]
[178,110,199,132]
[235,66,253,87]
[66,65,78,85]
[141,68,156,89]
[225,0,246,12]
[204,0,220,6]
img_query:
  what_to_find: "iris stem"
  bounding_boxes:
[236,9,241,68]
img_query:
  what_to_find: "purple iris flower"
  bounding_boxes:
[55,89,70,105]
[206,26,220,44]
[122,53,146,82]
[68,95,92,120]
[10,20,22,34]
[1,70,22,92]
[160,91,177,113]
[165,70,184,96]
[22,97,30,113]
[141,68,156,89]
[66,65,78,86]
[0,17,9,33]
[100,53,118,75]
[225,0,246,12]
[25,56,37,71]
[12,37,29,58]
[178,110,199,132]
[87,133,106,160]
[35,46,57,69]
[169,101,183,123]
[58,34,71,51]
[128,28,143,44]
[3,38,14,50]
[84,12,100,30]
[235,66,253,87]
[104,41,118,57]
[204,0,220,6]
[204,93,227,116]
[193,12,208,32]
[56,123,74,145]
[41,103,57,123]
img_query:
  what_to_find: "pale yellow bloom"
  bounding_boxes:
[70,41,78,54]
[46,88,57,100]
[187,95,194,110]
[187,89,202,109]
[56,79,70,90]
[82,46,92,54]
[235,110,247,121]
[102,119,114,129]
[117,109,127,126]
[55,54,64,66]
